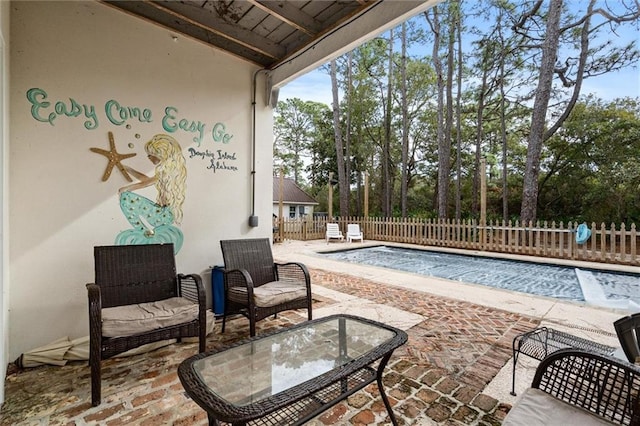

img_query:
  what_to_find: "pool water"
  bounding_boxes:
[321,245,640,309]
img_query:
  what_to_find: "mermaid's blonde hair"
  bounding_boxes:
[145,134,187,224]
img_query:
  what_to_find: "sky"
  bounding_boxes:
[279,3,640,107]
[279,65,639,106]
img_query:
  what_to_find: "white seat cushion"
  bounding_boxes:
[503,388,617,426]
[228,281,307,308]
[102,297,199,338]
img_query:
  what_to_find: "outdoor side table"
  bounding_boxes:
[510,326,616,395]
[178,314,408,426]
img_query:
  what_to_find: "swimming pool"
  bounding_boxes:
[320,245,640,310]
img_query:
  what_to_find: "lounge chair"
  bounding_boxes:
[346,224,364,242]
[219,238,312,337]
[326,223,344,243]
[614,312,640,363]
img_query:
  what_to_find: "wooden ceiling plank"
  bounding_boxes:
[145,0,285,59]
[101,1,272,66]
[248,0,322,37]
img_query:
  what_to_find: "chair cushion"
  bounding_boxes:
[228,281,307,308]
[503,388,617,426]
[102,297,199,338]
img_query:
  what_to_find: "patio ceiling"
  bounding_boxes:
[102,1,439,87]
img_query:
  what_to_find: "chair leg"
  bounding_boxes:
[199,324,206,353]
[90,352,101,406]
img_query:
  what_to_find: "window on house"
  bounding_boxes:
[299,206,305,216]
[289,206,295,218]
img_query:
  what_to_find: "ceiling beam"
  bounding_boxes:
[248,0,322,37]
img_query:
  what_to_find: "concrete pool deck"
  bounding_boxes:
[272,239,636,405]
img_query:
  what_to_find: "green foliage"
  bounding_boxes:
[274,1,640,224]
[540,97,640,223]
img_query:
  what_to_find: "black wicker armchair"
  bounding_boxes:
[87,243,206,406]
[614,312,640,364]
[219,238,312,337]
[504,349,640,425]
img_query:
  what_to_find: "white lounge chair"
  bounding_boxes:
[325,223,344,243]
[346,224,364,242]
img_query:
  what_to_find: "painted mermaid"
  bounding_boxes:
[116,134,186,253]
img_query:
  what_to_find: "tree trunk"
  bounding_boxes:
[498,8,508,221]
[442,3,454,219]
[426,7,448,219]
[330,59,348,217]
[454,1,462,220]
[345,52,353,215]
[383,29,394,217]
[473,59,488,218]
[400,23,409,218]
[520,0,563,224]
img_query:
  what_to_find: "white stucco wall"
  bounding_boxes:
[9,1,273,360]
[1,0,11,404]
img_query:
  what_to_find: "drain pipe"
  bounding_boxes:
[249,69,268,227]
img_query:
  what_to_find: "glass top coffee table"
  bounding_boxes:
[178,314,408,425]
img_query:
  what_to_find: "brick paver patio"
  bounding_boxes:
[1,267,541,425]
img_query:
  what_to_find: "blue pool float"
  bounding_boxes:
[576,223,591,244]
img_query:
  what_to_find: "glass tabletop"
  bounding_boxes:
[192,316,396,406]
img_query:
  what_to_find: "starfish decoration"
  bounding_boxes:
[90,132,136,182]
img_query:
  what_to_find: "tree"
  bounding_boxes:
[425,6,448,219]
[330,59,349,217]
[540,97,640,223]
[400,22,409,217]
[275,1,640,225]
[518,0,640,223]
[383,29,395,217]
[273,98,316,184]
[453,0,463,220]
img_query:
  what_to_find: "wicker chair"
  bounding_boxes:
[504,349,640,425]
[219,238,312,337]
[614,312,640,364]
[87,243,206,406]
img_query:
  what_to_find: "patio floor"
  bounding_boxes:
[0,240,627,425]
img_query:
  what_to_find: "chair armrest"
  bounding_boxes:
[274,262,311,287]
[533,349,640,425]
[86,283,102,320]
[86,283,102,352]
[221,268,255,295]
[177,273,205,305]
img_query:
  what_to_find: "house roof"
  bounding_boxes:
[273,177,318,205]
[102,1,440,87]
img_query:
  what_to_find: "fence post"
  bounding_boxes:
[610,223,617,263]
[630,223,636,263]
[620,223,627,263]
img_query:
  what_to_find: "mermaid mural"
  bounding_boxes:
[116,134,186,253]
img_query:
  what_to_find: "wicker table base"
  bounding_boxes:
[511,326,616,396]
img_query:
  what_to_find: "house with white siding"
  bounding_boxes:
[273,177,319,220]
